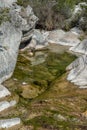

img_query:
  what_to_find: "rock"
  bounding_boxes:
[64,2,87,30]
[0,118,21,128]
[21,84,40,99]
[33,29,49,44]
[70,39,87,54]
[70,27,84,36]
[66,55,87,88]
[48,29,65,44]
[28,29,49,50]
[79,17,87,31]
[58,31,80,47]
[0,100,16,112]
[10,5,38,32]
[0,0,17,8]
[0,22,22,83]
[54,114,66,121]
[0,3,38,83]
[0,85,11,98]
[47,30,80,47]
[29,51,47,66]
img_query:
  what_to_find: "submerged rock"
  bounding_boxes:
[21,84,40,99]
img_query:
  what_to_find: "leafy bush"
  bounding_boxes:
[17,0,87,30]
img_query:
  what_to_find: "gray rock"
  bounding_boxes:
[10,5,38,32]
[0,118,21,128]
[64,2,87,30]
[67,55,87,88]
[0,84,11,98]
[48,29,65,44]
[70,27,84,36]
[0,100,16,112]
[27,29,49,50]
[70,39,87,54]
[0,0,17,8]
[58,31,80,47]
[0,22,22,83]
[0,3,38,83]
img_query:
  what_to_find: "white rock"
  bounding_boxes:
[58,32,80,47]
[0,0,17,8]
[33,29,49,44]
[70,27,83,36]
[0,85,11,98]
[70,39,87,54]
[0,100,16,112]
[0,118,21,128]
[67,55,87,88]
[48,29,66,44]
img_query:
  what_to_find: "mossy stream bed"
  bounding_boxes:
[2,44,87,130]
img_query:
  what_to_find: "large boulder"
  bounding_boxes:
[0,1,38,83]
[0,22,22,83]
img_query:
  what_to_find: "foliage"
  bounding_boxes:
[17,0,87,30]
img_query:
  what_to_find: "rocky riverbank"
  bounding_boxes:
[0,0,87,129]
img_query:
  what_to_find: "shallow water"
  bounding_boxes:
[3,45,87,130]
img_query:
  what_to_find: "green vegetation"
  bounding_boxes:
[0,8,10,24]
[13,51,76,90]
[17,0,87,31]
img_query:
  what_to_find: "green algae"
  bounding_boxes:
[5,47,87,129]
[13,51,76,90]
